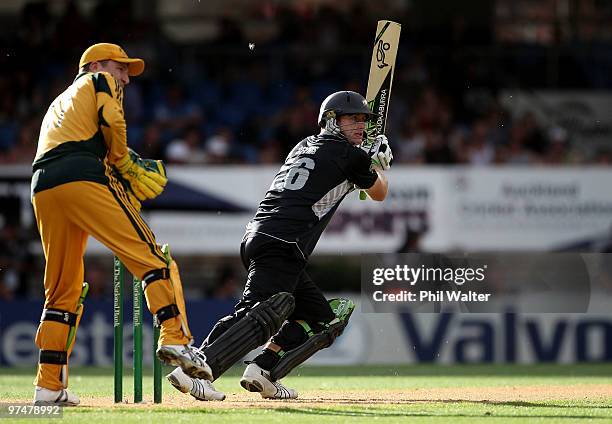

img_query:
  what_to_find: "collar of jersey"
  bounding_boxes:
[73,71,90,83]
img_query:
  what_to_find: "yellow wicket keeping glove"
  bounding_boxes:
[114,149,167,201]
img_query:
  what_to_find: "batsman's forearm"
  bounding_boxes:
[366,169,388,201]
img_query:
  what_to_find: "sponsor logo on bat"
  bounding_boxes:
[376,39,390,69]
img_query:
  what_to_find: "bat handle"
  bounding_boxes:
[359,134,378,201]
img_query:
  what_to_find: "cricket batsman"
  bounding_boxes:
[166,91,392,400]
[31,43,211,405]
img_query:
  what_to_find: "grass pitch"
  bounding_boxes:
[1,364,611,423]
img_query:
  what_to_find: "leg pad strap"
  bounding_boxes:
[156,304,179,324]
[39,350,67,365]
[40,308,77,326]
[142,268,170,290]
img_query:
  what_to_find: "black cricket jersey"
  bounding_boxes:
[247,133,377,259]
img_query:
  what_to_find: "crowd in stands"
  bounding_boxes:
[1,1,611,168]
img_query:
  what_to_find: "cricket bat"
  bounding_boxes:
[360,20,401,200]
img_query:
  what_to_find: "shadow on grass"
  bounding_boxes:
[288,399,612,409]
[274,406,611,420]
[432,400,612,409]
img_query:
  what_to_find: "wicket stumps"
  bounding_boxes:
[113,256,163,403]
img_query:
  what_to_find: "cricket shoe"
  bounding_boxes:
[166,367,225,401]
[156,344,213,380]
[240,363,298,399]
[33,386,80,406]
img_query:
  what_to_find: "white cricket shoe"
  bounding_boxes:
[166,367,225,401]
[240,363,298,399]
[33,386,80,406]
[156,344,213,380]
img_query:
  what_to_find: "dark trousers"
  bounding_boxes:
[201,233,334,348]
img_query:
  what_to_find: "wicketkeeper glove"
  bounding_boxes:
[114,149,167,201]
[363,134,393,171]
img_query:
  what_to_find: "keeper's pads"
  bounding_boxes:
[37,282,89,388]
[140,244,193,340]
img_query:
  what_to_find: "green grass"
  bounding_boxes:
[1,365,611,423]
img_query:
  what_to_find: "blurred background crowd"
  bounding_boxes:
[2,0,612,167]
[2,0,612,299]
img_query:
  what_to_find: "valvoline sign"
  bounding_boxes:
[1,300,611,365]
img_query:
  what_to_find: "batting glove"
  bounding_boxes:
[370,135,393,171]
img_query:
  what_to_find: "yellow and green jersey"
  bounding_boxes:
[32,71,129,193]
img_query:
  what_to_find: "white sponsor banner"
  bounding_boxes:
[74,166,612,254]
[141,166,447,254]
[8,164,609,254]
[319,168,448,253]
[146,166,271,254]
[448,168,612,250]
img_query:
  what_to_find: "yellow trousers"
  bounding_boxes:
[32,177,191,390]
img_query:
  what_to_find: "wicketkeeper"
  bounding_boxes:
[167,91,392,400]
[31,43,210,406]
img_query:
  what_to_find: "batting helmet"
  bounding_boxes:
[318,91,375,128]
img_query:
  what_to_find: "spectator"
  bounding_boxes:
[465,120,495,165]
[138,123,166,160]
[0,222,34,298]
[0,116,38,164]
[204,127,235,164]
[594,149,612,165]
[154,82,203,143]
[273,86,318,159]
[521,112,548,155]
[503,124,534,164]
[424,130,456,164]
[166,126,207,164]
[544,126,570,165]
[396,117,425,164]
[208,264,241,300]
